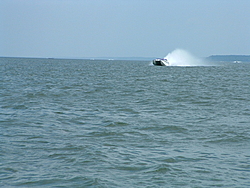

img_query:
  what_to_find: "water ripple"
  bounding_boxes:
[1,58,250,187]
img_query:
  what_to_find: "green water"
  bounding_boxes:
[1,58,250,187]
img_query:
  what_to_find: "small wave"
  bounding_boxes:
[207,134,249,144]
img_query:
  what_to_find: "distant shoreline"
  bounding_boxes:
[0,56,156,61]
[206,55,250,62]
[1,55,250,62]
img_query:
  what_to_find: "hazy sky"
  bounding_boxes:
[1,0,250,58]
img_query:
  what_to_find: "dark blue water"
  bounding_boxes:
[1,58,250,187]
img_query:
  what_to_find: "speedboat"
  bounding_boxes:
[152,58,169,66]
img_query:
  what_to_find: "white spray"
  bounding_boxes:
[165,49,205,66]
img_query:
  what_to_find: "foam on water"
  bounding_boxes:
[165,49,207,66]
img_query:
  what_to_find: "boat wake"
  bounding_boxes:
[164,49,207,66]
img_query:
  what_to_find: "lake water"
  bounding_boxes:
[1,57,250,187]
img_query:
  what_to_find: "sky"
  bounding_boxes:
[1,0,250,58]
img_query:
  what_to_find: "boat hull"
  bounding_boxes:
[153,58,169,66]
